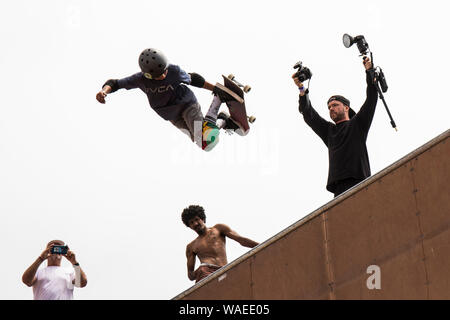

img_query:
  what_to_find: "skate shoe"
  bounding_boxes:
[217,112,240,131]
[202,120,220,151]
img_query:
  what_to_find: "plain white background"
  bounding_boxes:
[1,0,449,299]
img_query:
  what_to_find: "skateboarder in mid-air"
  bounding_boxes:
[96,48,239,151]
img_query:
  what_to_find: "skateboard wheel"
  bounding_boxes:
[227,74,235,80]
[248,116,256,123]
[243,85,251,93]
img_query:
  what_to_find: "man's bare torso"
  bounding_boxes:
[189,225,228,267]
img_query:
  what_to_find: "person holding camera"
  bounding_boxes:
[22,240,87,300]
[292,57,378,197]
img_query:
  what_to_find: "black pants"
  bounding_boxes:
[333,178,363,198]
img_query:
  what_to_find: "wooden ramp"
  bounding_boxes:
[174,129,450,300]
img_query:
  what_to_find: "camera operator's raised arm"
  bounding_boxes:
[352,57,379,135]
[292,73,329,146]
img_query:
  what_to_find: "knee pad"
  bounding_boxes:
[202,121,220,152]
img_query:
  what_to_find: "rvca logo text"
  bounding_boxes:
[145,85,174,94]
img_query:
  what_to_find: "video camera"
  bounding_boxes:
[293,61,312,82]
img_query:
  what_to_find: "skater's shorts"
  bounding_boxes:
[194,263,222,283]
[170,102,204,144]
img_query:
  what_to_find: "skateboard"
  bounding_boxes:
[215,74,255,136]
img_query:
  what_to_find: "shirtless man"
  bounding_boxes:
[182,205,259,283]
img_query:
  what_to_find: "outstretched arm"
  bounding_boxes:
[96,84,112,104]
[216,224,259,248]
[202,81,215,91]
[292,74,330,146]
[189,72,215,91]
[96,73,141,104]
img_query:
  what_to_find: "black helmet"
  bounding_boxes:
[138,48,168,79]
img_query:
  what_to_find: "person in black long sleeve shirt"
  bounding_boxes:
[292,57,378,197]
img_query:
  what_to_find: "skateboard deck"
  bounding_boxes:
[221,75,250,135]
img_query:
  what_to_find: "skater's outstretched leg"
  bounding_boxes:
[171,101,220,152]
[170,79,240,152]
[199,95,222,151]
[204,95,222,124]
[171,102,203,147]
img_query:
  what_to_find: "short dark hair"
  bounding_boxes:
[181,205,206,227]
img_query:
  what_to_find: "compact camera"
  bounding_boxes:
[51,245,68,255]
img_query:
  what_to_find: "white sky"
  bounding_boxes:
[1,0,449,300]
